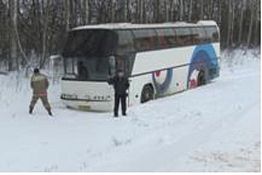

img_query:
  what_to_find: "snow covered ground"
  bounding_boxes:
[0,49,260,172]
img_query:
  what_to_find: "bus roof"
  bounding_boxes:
[72,20,218,31]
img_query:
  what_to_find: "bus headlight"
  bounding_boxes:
[106,95,112,101]
[92,95,112,101]
[84,95,91,100]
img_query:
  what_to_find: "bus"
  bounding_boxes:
[60,20,220,111]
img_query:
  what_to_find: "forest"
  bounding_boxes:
[0,0,260,71]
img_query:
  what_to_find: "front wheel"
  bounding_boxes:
[141,85,154,103]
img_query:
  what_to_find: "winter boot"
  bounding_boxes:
[47,109,53,116]
[29,107,33,114]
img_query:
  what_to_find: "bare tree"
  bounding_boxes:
[247,0,255,47]
[188,0,193,21]
[226,0,232,47]
[179,0,183,21]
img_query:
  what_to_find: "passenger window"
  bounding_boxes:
[191,27,208,44]
[156,28,176,48]
[174,28,192,46]
[190,27,200,44]
[116,30,135,55]
[133,29,158,51]
[205,27,219,43]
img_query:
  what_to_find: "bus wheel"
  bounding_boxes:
[141,85,154,103]
[197,70,206,86]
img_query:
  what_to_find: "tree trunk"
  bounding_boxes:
[124,0,128,22]
[154,0,160,23]
[227,0,232,48]
[189,0,193,21]
[230,0,235,47]
[65,0,70,31]
[139,0,143,23]
[8,0,17,71]
[218,0,222,25]
[165,1,170,22]
[247,1,255,47]
[40,0,51,68]
[179,0,183,21]
[254,0,260,46]
[200,0,204,19]
[83,0,89,24]
[12,0,28,69]
[238,0,245,45]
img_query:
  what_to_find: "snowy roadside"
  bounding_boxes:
[0,49,260,172]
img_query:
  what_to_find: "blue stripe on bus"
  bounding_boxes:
[187,44,218,88]
[152,68,173,95]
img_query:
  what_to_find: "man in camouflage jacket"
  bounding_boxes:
[29,68,52,116]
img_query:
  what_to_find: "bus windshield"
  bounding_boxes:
[63,29,117,57]
[62,29,118,81]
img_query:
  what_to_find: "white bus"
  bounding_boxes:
[60,20,220,111]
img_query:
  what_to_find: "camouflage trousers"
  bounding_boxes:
[29,95,51,110]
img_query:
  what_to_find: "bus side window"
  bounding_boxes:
[191,27,200,44]
[198,27,208,43]
[133,29,158,51]
[156,28,176,49]
[175,27,192,46]
[115,30,135,55]
[156,29,168,48]
[174,28,181,46]
[205,27,219,43]
[191,27,208,44]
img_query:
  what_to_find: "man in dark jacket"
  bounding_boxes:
[108,69,129,117]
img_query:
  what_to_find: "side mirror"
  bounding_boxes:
[109,55,116,76]
[48,55,63,83]
[50,54,62,60]
[49,54,63,68]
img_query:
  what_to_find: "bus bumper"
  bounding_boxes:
[61,97,113,112]
[61,79,115,112]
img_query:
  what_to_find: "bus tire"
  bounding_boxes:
[141,85,154,103]
[197,70,206,86]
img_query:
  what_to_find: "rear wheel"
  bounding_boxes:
[141,85,154,103]
[197,70,206,86]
